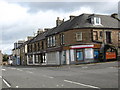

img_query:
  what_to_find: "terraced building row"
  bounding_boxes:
[12,13,120,65]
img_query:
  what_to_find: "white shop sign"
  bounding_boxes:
[70,45,94,49]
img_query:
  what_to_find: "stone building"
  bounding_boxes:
[0,50,3,65]
[12,40,25,65]
[26,13,119,65]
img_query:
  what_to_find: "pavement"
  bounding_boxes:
[1,61,119,89]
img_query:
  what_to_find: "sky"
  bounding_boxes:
[0,0,119,54]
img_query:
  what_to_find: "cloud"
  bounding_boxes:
[16,2,118,14]
[0,1,118,54]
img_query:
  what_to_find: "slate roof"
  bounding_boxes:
[47,13,120,36]
[28,13,120,43]
[29,29,53,43]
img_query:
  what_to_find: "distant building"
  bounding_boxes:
[12,37,34,65]
[0,50,3,65]
[12,40,25,65]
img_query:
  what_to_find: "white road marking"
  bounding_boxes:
[17,69,23,71]
[43,75,54,79]
[16,86,19,88]
[48,76,54,79]
[2,69,6,71]
[0,76,2,78]
[3,79,11,88]
[64,80,100,89]
[82,67,88,68]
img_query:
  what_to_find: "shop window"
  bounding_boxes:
[93,31,98,40]
[85,48,94,59]
[35,55,39,63]
[76,32,82,41]
[76,50,83,61]
[94,50,99,59]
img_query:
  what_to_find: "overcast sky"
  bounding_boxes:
[0,0,119,54]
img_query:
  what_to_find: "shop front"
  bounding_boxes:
[69,44,100,64]
[99,44,117,61]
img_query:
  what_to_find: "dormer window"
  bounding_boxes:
[93,17,101,25]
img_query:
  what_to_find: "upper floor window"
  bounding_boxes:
[34,43,37,52]
[76,32,82,41]
[47,37,50,47]
[119,32,120,40]
[60,34,64,45]
[106,31,112,43]
[93,17,101,25]
[47,36,56,47]
[38,43,40,51]
[93,31,98,40]
[30,44,33,52]
[41,41,44,49]
[52,36,56,46]
[99,31,103,38]
[28,45,29,52]
[50,36,52,47]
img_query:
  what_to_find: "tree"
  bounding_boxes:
[3,54,9,62]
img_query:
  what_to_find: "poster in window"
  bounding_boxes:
[85,48,94,59]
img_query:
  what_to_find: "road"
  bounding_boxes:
[1,61,119,89]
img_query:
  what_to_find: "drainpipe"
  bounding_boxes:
[101,29,106,62]
[59,51,61,66]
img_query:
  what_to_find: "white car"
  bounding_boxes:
[8,60,13,65]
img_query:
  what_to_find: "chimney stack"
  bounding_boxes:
[27,36,33,41]
[69,15,76,20]
[44,28,51,32]
[56,17,64,26]
[37,29,44,34]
